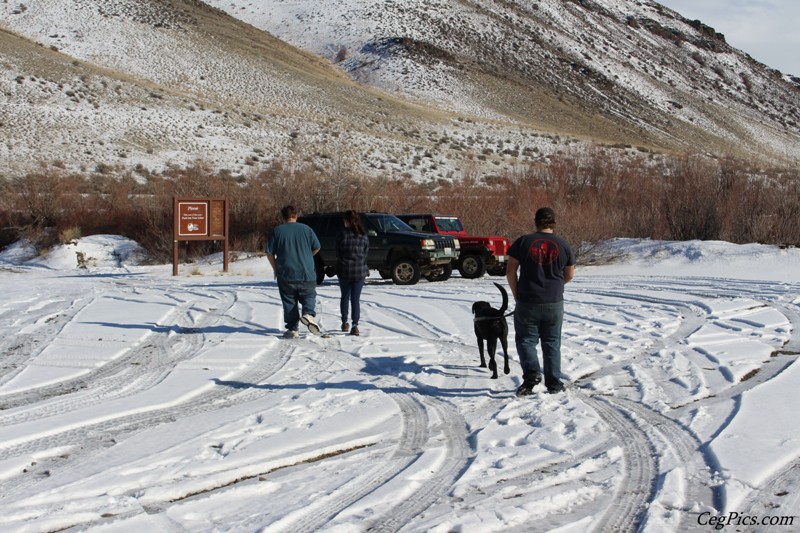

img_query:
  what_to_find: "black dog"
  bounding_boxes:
[472,282,510,379]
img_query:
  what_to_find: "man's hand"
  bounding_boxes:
[266,253,278,281]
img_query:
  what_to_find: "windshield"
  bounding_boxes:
[434,217,463,232]
[364,214,414,233]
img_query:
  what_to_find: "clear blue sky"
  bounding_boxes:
[658,0,800,75]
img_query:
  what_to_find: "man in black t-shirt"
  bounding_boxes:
[506,207,575,395]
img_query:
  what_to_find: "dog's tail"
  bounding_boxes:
[494,282,508,314]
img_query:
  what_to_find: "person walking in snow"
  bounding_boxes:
[506,207,575,396]
[266,205,321,338]
[336,210,369,336]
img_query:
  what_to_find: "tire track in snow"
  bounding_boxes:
[685,299,800,528]
[0,286,294,500]
[254,392,433,533]
[365,396,470,533]
[0,292,210,412]
[0,280,277,424]
[4,279,454,531]
[574,289,717,530]
[771,301,800,355]
[740,457,800,531]
[0,293,96,392]
[574,282,800,530]
[0,337,295,501]
[0,279,391,527]
[584,394,657,533]
[0,286,233,421]
[256,303,474,533]
[571,289,707,386]
[612,397,721,529]
[352,303,481,533]
[137,329,467,533]
[738,299,800,525]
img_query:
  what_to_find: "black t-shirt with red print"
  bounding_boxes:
[508,231,575,304]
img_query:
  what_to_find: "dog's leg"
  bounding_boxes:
[487,338,498,379]
[501,335,510,375]
[477,338,487,368]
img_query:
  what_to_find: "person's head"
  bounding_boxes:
[343,210,366,235]
[281,205,298,222]
[534,207,557,231]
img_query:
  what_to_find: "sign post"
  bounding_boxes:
[173,197,229,275]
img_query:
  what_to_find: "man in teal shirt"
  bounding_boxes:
[266,205,321,338]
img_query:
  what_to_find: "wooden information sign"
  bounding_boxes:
[173,197,229,275]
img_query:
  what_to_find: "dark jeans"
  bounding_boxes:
[277,279,317,331]
[514,300,564,390]
[339,278,365,326]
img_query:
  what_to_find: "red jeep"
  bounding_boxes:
[396,214,510,279]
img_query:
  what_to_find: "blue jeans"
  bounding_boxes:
[339,278,365,326]
[514,300,564,390]
[277,279,317,331]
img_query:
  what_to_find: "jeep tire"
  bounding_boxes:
[391,259,421,285]
[459,253,486,279]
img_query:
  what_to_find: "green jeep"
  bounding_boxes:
[298,212,460,285]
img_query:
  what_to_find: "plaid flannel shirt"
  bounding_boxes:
[336,229,369,280]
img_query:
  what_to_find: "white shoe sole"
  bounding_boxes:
[301,315,320,334]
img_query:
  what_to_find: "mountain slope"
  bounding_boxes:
[205,0,800,158]
[0,0,465,179]
[1,0,798,181]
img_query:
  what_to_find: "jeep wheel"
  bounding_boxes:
[391,259,421,285]
[487,264,507,276]
[426,262,453,282]
[459,253,486,279]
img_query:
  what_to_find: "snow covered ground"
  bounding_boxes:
[0,236,798,532]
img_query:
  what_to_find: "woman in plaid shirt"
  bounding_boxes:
[336,210,370,336]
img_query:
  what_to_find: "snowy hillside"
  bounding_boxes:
[1,0,798,180]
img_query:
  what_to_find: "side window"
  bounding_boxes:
[361,215,380,234]
[435,218,461,232]
[405,217,426,232]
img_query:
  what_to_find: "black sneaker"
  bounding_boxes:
[515,375,541,397]
[546,383,566,394]
[515,383,535,397]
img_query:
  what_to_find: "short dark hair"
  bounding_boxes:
[281,205,298,221]
[534,207,556,229]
